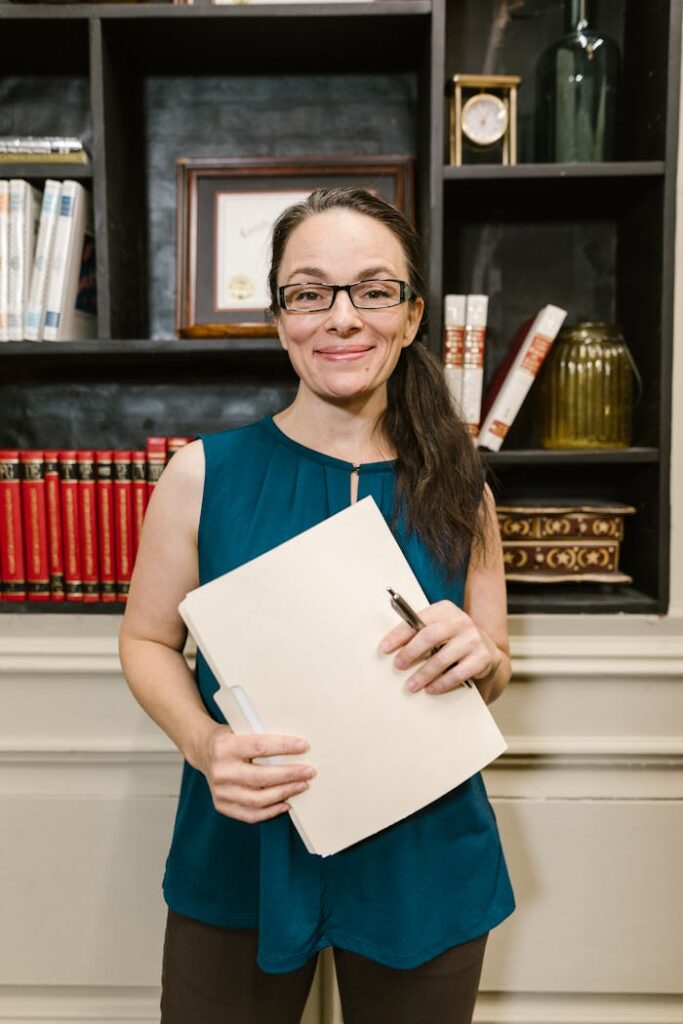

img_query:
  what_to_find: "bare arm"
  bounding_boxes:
[118,440,315,822]
[462,482,512,704]
[118,440,215,769]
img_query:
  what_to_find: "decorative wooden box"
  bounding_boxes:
[497,500,636,584]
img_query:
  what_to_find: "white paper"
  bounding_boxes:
[180,496,506,856]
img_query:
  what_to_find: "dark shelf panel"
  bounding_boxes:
[0,163,92,180]
[0,585,660,616]
[507,585,660,616]
[483,448,660,466]
[0,601,123,614]
[443,162,666,181]
[0,338,290,373]
[0,1,430,17]
[0,337,283,357]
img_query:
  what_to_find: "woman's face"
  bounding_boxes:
[275,209,425,406]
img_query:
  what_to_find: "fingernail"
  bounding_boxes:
[408,680,419,692]
[378,640,390,653]
[293,741,308,752]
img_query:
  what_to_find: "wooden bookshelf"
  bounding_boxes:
[0,0,679,614]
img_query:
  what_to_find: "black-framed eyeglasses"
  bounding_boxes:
[277,279,417,313]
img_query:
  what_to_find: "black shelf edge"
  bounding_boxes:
[0,586,660,616]
[443,161,666,181]
[0,163,92,180]
[482,447,660,465]
[0,1,431,18]
[0,337,284,356]
[507,586,660,615]
[0,601,123,614]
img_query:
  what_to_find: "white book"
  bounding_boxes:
[43,180,97,342]
[8,179,41,340]
[0,181,9,342]
[179,496,506,858]
[443,294,466,417]
[477,304,567,452]
[461,294,488,437]
[24,179,62,341]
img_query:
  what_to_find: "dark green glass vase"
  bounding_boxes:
[535,0,620,162]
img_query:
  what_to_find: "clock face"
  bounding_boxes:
[461,93,508,146]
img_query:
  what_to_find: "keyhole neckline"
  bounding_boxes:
[263,416,397,472]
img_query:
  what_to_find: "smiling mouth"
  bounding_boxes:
[316,346,374,361]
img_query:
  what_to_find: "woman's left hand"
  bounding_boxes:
[378,600,501,695]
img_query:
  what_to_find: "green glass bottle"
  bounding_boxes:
[535,0,620,162]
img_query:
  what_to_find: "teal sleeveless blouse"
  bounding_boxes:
[162,415,515,974]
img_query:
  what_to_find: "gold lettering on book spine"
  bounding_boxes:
[29,490,40,573]
[3,489,16,573]
[46,476,60,568]
[117,489,130,575]
[101,487,113,575]
[64,489,78,576]
[82,489,95,575]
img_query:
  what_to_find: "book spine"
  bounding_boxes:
[478,305,567,451]
[461,294,488,438]
[146,436,167,499]
[20,450,50,601]
[78,450,100,602]
[0,450,26,601]
[95,450,117,603]
[442,294,466,417]
[114,451,133,602]
[0,181,9,342]
[131,450,147,555]
[59,450,83,602]
[43,450,65,601]
[24,179,62,342]
[166,436,194,459]
[8,179,26,341]
[43,180,84,342]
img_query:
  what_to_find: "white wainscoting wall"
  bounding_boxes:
[3,55,683,1024]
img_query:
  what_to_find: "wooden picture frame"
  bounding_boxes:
[175,155,414,338]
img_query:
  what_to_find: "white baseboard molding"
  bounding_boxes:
[0,987,160,1023]
[1,988,682,1024]
[474,992,683,1024]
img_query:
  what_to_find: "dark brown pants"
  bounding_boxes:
[160,909,488,1024]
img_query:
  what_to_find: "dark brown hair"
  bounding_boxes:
[269,187,493,578]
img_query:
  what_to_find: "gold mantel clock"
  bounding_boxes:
[449,74,522,166]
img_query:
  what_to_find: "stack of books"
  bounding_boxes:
[0,137,89,166]
[0,437,192,604]
[0,178,96,343]
[442,296,567,449]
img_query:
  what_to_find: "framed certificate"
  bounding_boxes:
[175,156,414,338]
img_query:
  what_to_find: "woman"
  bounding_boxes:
[119,187,514,1024]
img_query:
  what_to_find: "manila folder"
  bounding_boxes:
[178,495,506,857]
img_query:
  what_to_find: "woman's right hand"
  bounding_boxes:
[197,725,316,824]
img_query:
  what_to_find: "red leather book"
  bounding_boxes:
[77,450,100,603]
[0,450,26,602]
[114,450,133,602]
[44,450,65,601]
[59,451,83,602]
[146,436,167,499]
[166,436,194,459]
[95,450,116,603]
[20,450,50,602]
[131,450,147,556]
